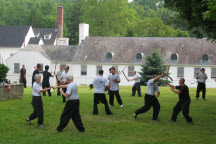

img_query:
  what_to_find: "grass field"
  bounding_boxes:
[0,86,216,144]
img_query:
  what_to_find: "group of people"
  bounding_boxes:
[25,65,209,132]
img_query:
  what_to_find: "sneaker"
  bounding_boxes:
[26,118,31,125]
[195,97,198,100]
[203,98,206,100]
[120,105,124,108]
[134,113,137,119]
[38,124,45,127]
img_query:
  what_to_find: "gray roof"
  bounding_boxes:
[0,25,31,47]
[32,28,58,45]
[73,37,216,65]
[28,37,41,45]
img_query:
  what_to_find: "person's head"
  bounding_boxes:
[34,74,41,83]
[110,67,115,74]
[22,64,25,69]
[200,68,205,73]
[66,73,73,83]
[153,74,157,78]
[99,70,104,75]
[45,65,49,71]
[60,65,63,71]
[65,65,69,72]
[37,64,41,70]
[34,66,37,69]
[109,68,112,73]
[133,71,136,75]
[179,78,185,85]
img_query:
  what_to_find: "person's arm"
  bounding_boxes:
[166,81,176,89]
[52,85,67,89]
[204,73,208,80]
[153,72,166,82]
[50,72,54,77]
[156,85,160,97]
[114,76,120,83]
[40,88,51,92]
[196,73,199,79]
[59,89,69,98]
[170,87,181,94]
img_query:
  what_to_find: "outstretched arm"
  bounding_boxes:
[59,89,69,98]
[52,85,67,89]
[166,81,176,89]
[170,87,181,94]
[153,72,166,82]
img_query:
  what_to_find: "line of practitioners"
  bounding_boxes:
[26,66,195,133]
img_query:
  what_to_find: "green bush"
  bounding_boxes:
[0,64,9,82]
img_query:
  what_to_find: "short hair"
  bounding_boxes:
[110,67,115,70]
[45,65,49,70]
[34,74,40,81]
[109,68,111,71]
[99,70,104,75]
[37,64,41,69]
[66,73,73,81]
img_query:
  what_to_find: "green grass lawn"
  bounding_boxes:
[0,86,216,144]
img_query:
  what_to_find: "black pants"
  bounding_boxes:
[109,90,123,106]
[56,100,85,132]
[20,76,27,88]
[132,82,141,96]
[62,88,67,103]
[42,83,51,96]
[196,82,206,99]
[135,94,160,120]
[57,80,61,96]
[93,93,112,114]
[171,99,193,123]
[28,96,44,125]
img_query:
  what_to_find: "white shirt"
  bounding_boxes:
[61,71,72,82]
[92,76,108,94]
[107,73,111,79]
[197,73,208,83]
[146,79,159,96]
[133,74,140,83]
[32,82,42,96]
[57,70,64,81]
[109,74,120,91]
[66,82,79,100]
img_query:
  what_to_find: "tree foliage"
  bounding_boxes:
[0,64,9,83]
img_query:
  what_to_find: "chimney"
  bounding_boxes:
[79,23,89,45]
[56,6,64,38]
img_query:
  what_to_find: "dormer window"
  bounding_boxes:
[106,52,114,59]
[136,53,144,60]
[171,53,178,61]
[44,35,51,40]
[202,54,209,61]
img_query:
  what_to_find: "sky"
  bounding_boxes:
[128,0,133,3]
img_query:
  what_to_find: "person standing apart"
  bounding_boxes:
[109,67,123,108]
[32,64,41,86]
[42,65,54,96]
[166,78,193,124]
[26,74,51,127]
[90,70,112,115]
[195,68,208,100]
[134,74,165,121]
[56,65,64,96]
[20,64,27,88]
[129,71,142,97]
[52,74,85,132]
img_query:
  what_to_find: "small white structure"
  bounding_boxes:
[79,23,89,45]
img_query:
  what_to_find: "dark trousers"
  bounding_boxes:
[135,94,160,120]
[62,88,67,103]
[56,100,85,132]
[196,82,206,99]
[132,82,141,96]
[57,80,61,96]
[42,83,51,96]
[171,99,193,123]
[109,90,123,106]
[28,96,44,125]
[20,76,27,88]
[93,93,112,114]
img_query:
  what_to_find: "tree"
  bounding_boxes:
[164,0,216,41]
[0,64,9,83]
[139,49,167,86]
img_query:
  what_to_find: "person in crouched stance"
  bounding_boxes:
[52,73,85,132]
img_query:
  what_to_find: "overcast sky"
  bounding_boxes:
[128,0,133,3]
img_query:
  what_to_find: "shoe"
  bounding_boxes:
[56,129,62,132]
[195,97,198,100]
[203,98,206,100]
[134,113,137,119]
[93,113,98,115]
[153,118,160,121]
[26,118,31,125]
[131,95,135,96]
[107,112,113,115]
[38,124,45,127]
[79,129,85,133]
[120,105,124,108]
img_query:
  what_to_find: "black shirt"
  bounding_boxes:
[32,69,39,86]
[20,68,26,77]
[42,71,52,84]
[176,85,190,100]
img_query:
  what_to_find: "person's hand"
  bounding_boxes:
[113,78,118,82]
[60,89,64,93]
[156,93,160,97]
[162,72,166,76]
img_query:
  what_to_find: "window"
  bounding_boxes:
[128,66,134,76]
[211,68,216,78]
[37,63,43,72]
[177,67,184,77]
[171,53,178,61]
[10,54,14,57]
[112,66,118,74]
[202,54,209,61]
[136,53,143,60]
[14,63,20,73]
[44,35,51,40]
[106,52,114,59]
[81,65,87,76]
[194,68,200,78]
[96,66,102,75]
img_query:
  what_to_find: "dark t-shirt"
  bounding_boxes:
[32,69,39,86]
[42,71,52,84]
[176,85,190,100]
[20,68,26,77]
